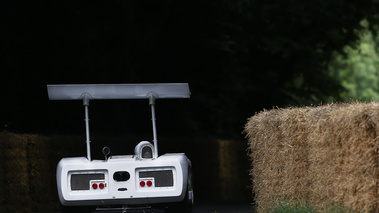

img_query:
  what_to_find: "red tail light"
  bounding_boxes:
[92,183,98,189]
[99,183,105,189]
[147,180,152,187]
[140,181,145,187]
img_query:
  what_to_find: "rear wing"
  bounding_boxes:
[47,83,190,100]
[47,83,190,160]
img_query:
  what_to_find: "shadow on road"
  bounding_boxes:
[51,201,254,213]
[192,201,254,213]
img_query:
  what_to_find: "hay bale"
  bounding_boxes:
[0,132,31,211]
[0,132,53,212]
[217,139,249,200]
[245,107,316,210]
[326,103,379,212]
[245,102,379,212]
[306,104,346,207]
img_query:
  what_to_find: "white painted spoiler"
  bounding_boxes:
[47,83,190,100]
[47,83,190,161]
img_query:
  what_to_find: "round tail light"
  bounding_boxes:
[92,183,98,189]
[99,183,105,189]
[147,180,152,187]
[140,181,145,187]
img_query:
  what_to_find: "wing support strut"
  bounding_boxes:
[148,92,158,158]
[81,93,92,161]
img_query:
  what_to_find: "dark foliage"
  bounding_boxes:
[2,0,379,138]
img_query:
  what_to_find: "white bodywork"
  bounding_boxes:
[57,152,190,206]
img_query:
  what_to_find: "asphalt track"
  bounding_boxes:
[51,201,254,213]
[192,201,254,213]
[86,201,254,213]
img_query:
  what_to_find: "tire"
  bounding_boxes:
[166,164,194,213]
[165,189,194,213]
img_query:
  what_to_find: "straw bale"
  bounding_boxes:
[218,139,248,200]
[326,102,379,212]
[0,136,4,207]
[306,104,347,207]
[245,109,283,210]
[245,102,379,213]
[0,132,52,211]
[245,107,314,210]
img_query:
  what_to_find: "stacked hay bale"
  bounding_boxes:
[0,133,6,209]
[0,133,33,212]
[245,102,379,212]
[0,132,54,212]
[217,139,250,200]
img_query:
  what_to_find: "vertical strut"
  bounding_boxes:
[148,92,158,158]
[82,93,92,161]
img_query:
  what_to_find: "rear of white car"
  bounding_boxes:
[47,83,194,212]
[57,153,190,206]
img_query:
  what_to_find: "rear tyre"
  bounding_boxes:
[166,165,194,213]
[166,189,194,213]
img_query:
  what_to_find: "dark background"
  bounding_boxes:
[3,0,379,138]
[2,0,379,209]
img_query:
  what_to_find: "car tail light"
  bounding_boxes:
[147,180,152,187]
[99,183,105,189]
[92,183,98,189]
[140,181,145,187]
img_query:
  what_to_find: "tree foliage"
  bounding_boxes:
[2,0,379,138]
[329,20,379,102]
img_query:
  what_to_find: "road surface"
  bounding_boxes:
[193,201,254,213]
[86,201,254,213]
[52,201,254,213]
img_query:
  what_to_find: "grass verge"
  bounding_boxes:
[268,200,360,213]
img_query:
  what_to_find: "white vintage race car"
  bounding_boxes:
[47,83,194,213]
